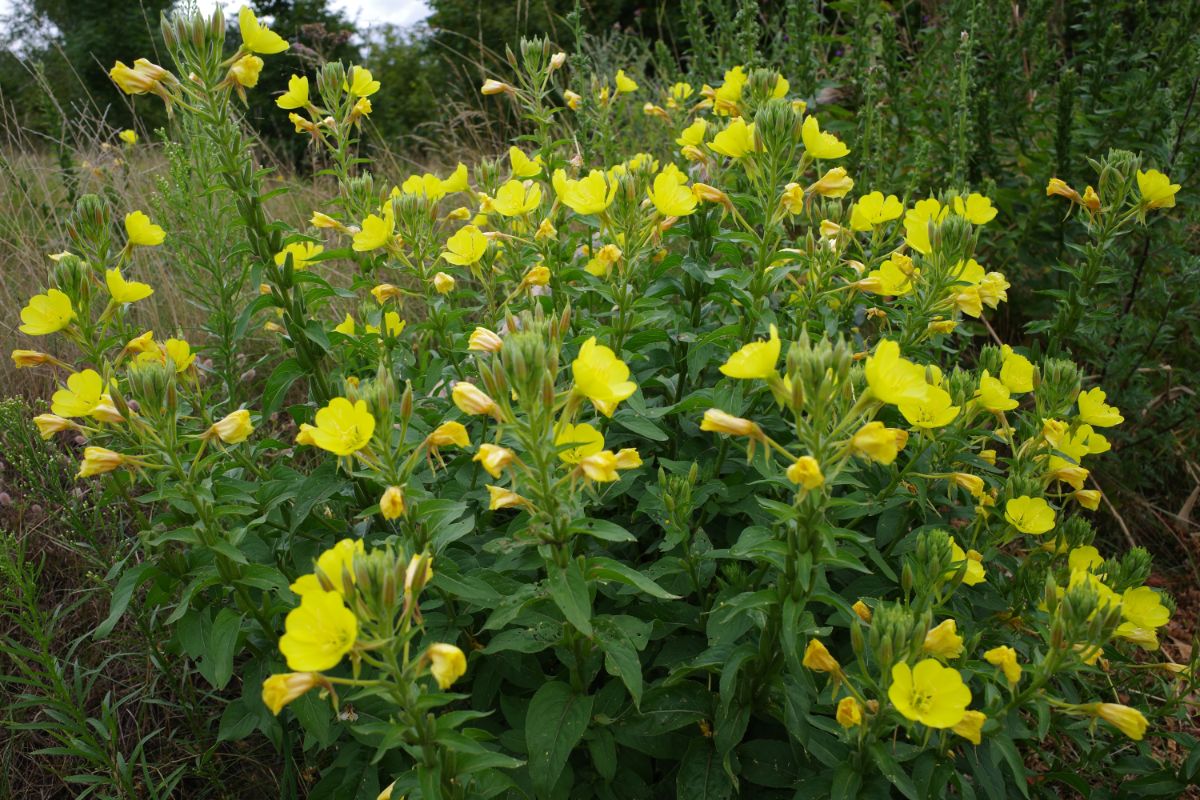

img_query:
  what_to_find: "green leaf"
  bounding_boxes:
[545,557,592,636]
[205,608,243,690]
[526,681,593,799]
[594,617,643,706]
[587,556,680,599]
[868,743,918,800]
[94,562,157,640]
[613,410,670,441]
[568,517,637,543]
[261,357,306,418]
[676,738,734,800]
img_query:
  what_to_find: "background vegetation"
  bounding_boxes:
[1,1,1197,797]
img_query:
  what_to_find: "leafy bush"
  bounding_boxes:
[6,7,1197,798]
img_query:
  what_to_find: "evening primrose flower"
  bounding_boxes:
[206,409,254,444]
[975,370,1018,412]
[585,244,622,278]
[552,169,617,215]
[426,643,467,689]
[379,485,405,520]
[229,54,264,88]
[279,590,357,672]
[109,59,175,106]
[950,539,986,585]
[105,268,153,304]
[808,167,854,198]
[468,327,503,352]
[1120,586,1170,630]
[888,659,972,729]
[452,382,500,418]
[491,180,541,217]
[343,65,380,97]
[304,398,375,456]
[473,444,515,479]
[275,241,324,270]
[556,423,605,464]
[1091,703,1148,741]
[52,369,105,417]
[802,639,842,674]
[125,211,165,247]
[261,672,320,715]
[433,272,456,294]
[952,193,997,224]
[480,79,516,96]
[571,337,637,416]
[801,115,849,160]
[898,385,960,429]
[952,711,987,745]
[786,456,824,489]
[647,165,697,217]
[441,225,488,265]
[836,697,862,728]
[864,255,919,296]
[1046,177,1081,203]
[984,646,1022,684]
[923,620,964,660]
[487,485,530,511]
[719,324,780,379]
[579,450,620,482]
[291,538,364,598]
[563,90,582,110]
[999,349,1035,393]
[849,191,904,230]
[700,409,763,439]
[333,314,355,336]
[239,6,289,54]
[851,421,907,465]
[902,198,947,255]
[1004,495,1055,535]
[614,69,638,94]
[427,421,470,449]
[33,414,80,439]
[509,146,542,178]
[864,339,927,405]
[353,204,396,252]
[1136,169,1180,210]
[118,129,138,145]
[76,447,125,477]
[1077,387,1124,427]
[276,75,310,110]
[521,266,551,287]
[708,117,757,158]
[19,289,75,335]
[676,118,708,148]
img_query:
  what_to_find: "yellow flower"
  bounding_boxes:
[535,218,557,240]
[229,54,264,88]
[1081,185,1100,211]
[923,619,964,660]
[720,324,780,379]
[468,327,503,353]
[380,485,405,520]
[952,710,987,745]
[487,485,529,511]
[975,370,1018,412]
[950,540,986,585]
[852,600,872,623]
[864,339,928,406]
[1004,495,1055,535]
[1121,586,1170,630]
[19,288,75,335]
[207,409,254,444]
[306,397,375,456]
[1136,169,1180,210]
[77,446,128,478]
[428,421,470,449]
[105,268,153,304]
[1092,703,1148,741]
[563,90,582,110]
[261,672,319,715]
[52,369,104,417]
[33,414,79,439]
[291,538,364,598]
[275,241,324,271]
[849,191,904,230]
[125,330,156,354]
[1068,545,1104,573]
[808,167,854,198]
[354,204,396,252]
[700,409,763,439]
[509,146,542,178]
[585,244,622,278]
[951,472,985,498]
[802,639,841,674]
[1077,387,1123,427]
[473,444,515,478]
[350,97,372,119]
[239,5,289,54]
[984,645,1022,684]
[118,129,138,145]
[836,697,862,728]
[952,193,997,224]
[676,118,707,148]
[452,382,499,418]
[11,349,63,369]
[276,74,310,109]
[888,659,972,729]
[979,272,1010,308]
[311,211,347,231]
[552,169,617,215]
[999,350,1034,393]
[708,117,757,158]
[1046,178,1082,203]
[898,386,960,429]
[125,210,165,247]
[614,69,638,94]
[343,65,380,97]
[801,115,849,160]
[580,450,620,482]
[333,314,355,336]
[279,590,357,672]
[647,165,697,217]
[426,643,468,689]
[851,421,907,465]
[614,448,642,470]
[786,456,824,489]
[481,78,516,96]
[556,423,605,464]
[902,198,947,255]
[382,311,405,337]
[668,81,694,106]
[433,272,456,294]
[492,180,542,217]
[571,337,637,417]
[109,59,174,102]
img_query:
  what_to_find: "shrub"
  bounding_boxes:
[7,7,1197,798]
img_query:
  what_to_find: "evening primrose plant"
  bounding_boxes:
[10,6,1195,797]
